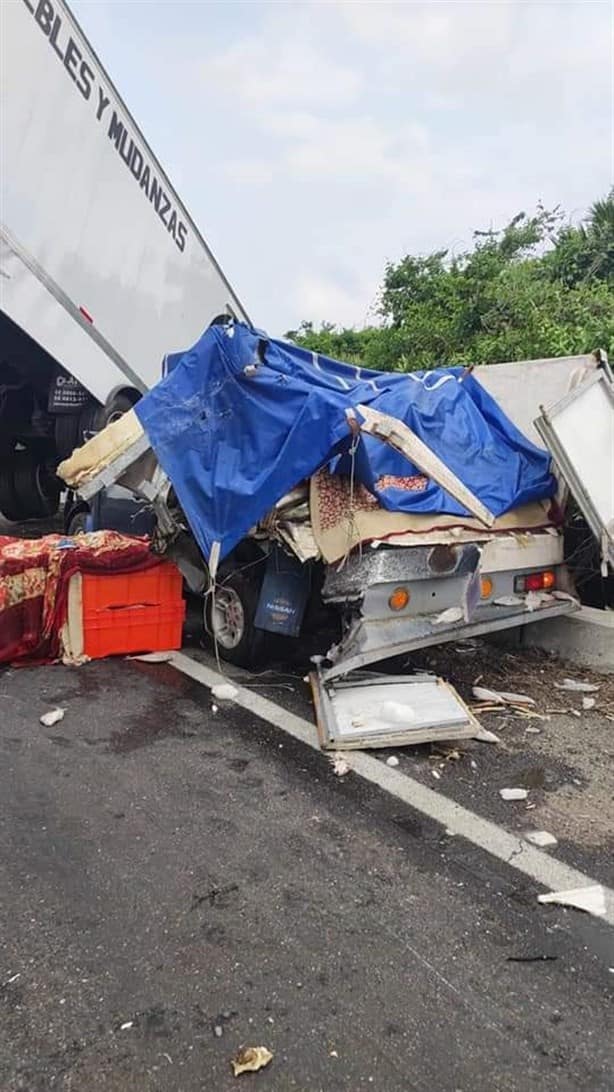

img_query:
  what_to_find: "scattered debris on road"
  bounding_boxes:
[472,726,500,743]
[128,651,175,663]
[525,830,558,848]
[472,686,535,706]
[582,696,597,710]
[500,788,529,801]
[312,673,480,750]
[506,954,558,963]
[39,707,65,727]
[231,1045,274,1077]
[538,885,606,917]
[331,754,351,777]
[212,683,240,702]
[554,679,600,693]
[386,755,400,767]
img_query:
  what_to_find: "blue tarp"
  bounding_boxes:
[135,322,555,564]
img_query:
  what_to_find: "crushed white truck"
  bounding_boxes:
[57,319,614,746]
[0,0,248,522]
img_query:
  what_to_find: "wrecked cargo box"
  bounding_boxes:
[58,322,612,713]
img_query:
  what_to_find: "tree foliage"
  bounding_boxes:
[286,192,614,371]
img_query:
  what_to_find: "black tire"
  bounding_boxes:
[67,507,90,536]
[0,461,24,522]
[34,462,61,517]
[100,391,134,427]
[205,568,266,669]
[54,413,82,461]
[13,453,44,519]
[78,400,104,444]
[6,453,60,520]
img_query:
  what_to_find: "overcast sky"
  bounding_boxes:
[71,0,612,335]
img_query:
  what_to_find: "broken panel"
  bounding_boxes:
[535,370,614,570]
[310,672,480,750]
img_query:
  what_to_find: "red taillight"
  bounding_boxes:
[514,570,556,593]
[79,305,94,324]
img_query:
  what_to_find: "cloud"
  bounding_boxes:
[292,271,380,329]
[267,112,431,187]
[70,0,613,333]
[201,30,362,110]
[220,159,276,185]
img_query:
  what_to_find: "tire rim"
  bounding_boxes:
[211,586,245,649]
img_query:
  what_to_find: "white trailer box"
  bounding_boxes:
[0,0,248,519]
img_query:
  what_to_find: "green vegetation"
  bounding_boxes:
[286,192,614,371]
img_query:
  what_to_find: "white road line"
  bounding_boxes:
[170,651,614,926]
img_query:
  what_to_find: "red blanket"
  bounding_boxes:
[0,531,158,665]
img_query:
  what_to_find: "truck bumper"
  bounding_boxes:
[322,598,577,681]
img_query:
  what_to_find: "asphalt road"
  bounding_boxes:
[1,655,613,1091]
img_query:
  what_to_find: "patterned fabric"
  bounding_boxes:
[375,475,429,494]
[0,531,157,665]
[314,470,380,532]
[313,470,429,533]
[310,469,555,564]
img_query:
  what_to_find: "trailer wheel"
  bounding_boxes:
[205,569,265,668]
[13,455,42,518]
[34,462,61,517]
[0,462,23,522]
[9,454,60,520]
[54,414,82,461]
[78,401,103,444]
[101,391,134,427]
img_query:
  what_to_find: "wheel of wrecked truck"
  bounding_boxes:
[0,461,24,522]
[66,507,90,536]
[205,570,265,669]
[34,461,61,517]
[54,413,82,461]
[12,453,60,520]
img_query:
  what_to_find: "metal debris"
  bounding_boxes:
[231,1046,274,1077]
[500,788,528,801]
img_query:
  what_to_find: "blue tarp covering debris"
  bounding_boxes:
[136,322,556,564]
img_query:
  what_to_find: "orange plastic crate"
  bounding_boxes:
[81,562,185,659]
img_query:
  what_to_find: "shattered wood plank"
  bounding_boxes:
[353,404,496,528]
